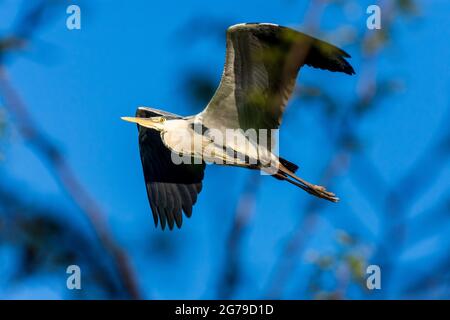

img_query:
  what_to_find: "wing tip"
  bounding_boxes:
[338,51,355,75]
[342,62,356,75]
[227,22,356,76]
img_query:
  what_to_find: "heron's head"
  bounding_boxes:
[121,116,166,131]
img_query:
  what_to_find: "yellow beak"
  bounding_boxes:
[121,117,146,125]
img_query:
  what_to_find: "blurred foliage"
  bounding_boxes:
[0,186,127,298]
[353,78,405,115]
[306,232,369,299]
[396,0,419,15]
[182,72,217,112]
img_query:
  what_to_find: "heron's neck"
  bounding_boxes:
[163,119,190,132]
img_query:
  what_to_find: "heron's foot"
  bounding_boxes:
[312,184,339,202]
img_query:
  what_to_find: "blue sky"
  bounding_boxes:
[1,0,449,299]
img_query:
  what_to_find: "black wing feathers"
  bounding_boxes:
[137,107,205,230]
[249,24,355,76]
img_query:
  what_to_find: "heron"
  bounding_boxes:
[122,23,355,230]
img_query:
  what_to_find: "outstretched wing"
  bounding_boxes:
[200,23,355,132]
[136,107,205,230]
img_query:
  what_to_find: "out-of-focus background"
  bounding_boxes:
[0,0,449,299]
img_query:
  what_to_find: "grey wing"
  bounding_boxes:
[200,23,355,132]
[136,107,205,230]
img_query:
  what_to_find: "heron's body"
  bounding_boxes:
[122,23,355,230]
[160,116,278,169]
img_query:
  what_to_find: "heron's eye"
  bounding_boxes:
[159,118,166,123]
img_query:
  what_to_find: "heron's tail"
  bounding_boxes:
[275,163,339,203]
[279,157,299,173]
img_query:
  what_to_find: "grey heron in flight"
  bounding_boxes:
[122,23,355,230]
